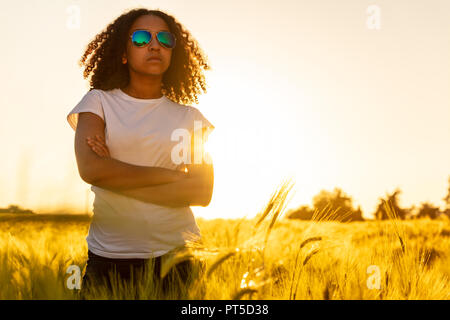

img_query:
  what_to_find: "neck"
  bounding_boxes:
[122,73,163,99]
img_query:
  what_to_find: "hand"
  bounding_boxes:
[86,135,111,158]
[185,154,214,204]
[174,154,213,181]
[176,164,189,175]
[184,152,213,180]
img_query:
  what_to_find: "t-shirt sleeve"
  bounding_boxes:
[189,107,215,142]
[67,89,104,131]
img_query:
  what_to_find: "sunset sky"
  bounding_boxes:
[0,0,449,220]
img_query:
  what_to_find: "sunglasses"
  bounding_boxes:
[130,30,177,49]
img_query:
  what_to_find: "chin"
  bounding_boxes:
[147,71,165,76]
[139,68,164,76]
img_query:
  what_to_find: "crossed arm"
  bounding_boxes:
[85,134,214,208]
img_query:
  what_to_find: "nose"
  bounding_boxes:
[148,32,162,50]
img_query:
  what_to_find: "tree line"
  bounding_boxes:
[286,176,450,222]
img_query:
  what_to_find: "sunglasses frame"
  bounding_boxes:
[129,30,177,49]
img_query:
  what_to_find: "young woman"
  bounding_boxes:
[66,8,215,298]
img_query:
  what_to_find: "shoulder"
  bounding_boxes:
[85,88,117,99]
[93,88,114,97]
[85,88,101,96]
[77,89,102,104]
[164,97,198,114]
[175,101,200,114]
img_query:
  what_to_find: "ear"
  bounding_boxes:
[122,53,127,64]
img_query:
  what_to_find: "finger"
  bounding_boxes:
[96,134,105,143]
[90,138,105,148]
[94,138,108,153]
[94,142,109,155]
[93,140,110,157]
[92,135,101,144]
[92,146,105,157]
[89,141,105,156]
[93,140,105,148]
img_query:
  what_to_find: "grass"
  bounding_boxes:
[0,180,449,299]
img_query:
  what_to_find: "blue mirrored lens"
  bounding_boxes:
[132,30,151,47]
[157,31,176,49]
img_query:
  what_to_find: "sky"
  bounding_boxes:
[0,0,449,220]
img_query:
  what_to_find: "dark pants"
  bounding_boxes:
[79,249,200,299]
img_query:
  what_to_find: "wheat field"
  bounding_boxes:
[1,182,449,300]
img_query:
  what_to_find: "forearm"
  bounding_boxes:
[112,176,210,208]
[109,159,214,207]
[89,156,188,191]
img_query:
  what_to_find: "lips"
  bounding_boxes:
[147,56,161,61]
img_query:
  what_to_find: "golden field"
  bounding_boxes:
[0,184,449,300]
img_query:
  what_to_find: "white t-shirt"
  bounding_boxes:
[67,88,214,259]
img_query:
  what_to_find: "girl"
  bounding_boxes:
[67,8,214,298]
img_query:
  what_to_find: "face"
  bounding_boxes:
[122,15,173,76]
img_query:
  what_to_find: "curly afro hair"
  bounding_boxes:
[78,8,211,106]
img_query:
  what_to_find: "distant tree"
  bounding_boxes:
[415,202,441,219]
[404,204,418,219]
[286,205,314,220]
[0,204,34,214]
[352,205,364,221]
[311,187,364,222]
[443,209,450,218]
[373,188,408,220]
[443,176,450,210]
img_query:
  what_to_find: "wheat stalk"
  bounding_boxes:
[232,288,258,300]
[206,250,238,278]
